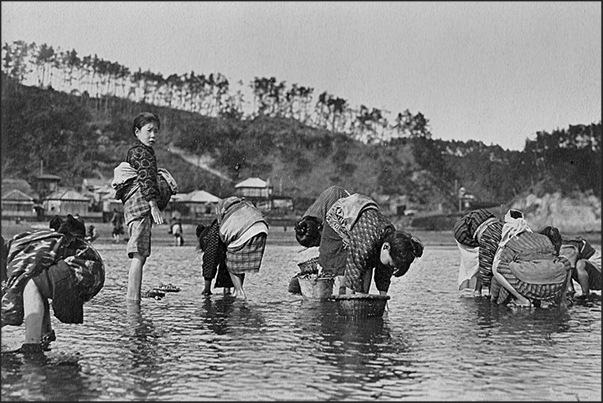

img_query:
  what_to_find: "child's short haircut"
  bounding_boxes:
[132,112,160,137]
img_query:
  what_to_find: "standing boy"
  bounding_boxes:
[113,112,176,301]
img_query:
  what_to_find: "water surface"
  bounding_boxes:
[2,241,601,401]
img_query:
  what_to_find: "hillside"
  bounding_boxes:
[1,76,600,233]
[510,191,601,233]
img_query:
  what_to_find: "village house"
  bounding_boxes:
[81,177,114,209]
[1,189,36,220]
[171,189,222,218]
[34,173,61,201]
[2,178,42,221]
[43,188,94,218]
[234,177,273,211]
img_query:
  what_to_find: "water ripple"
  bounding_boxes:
[1,244,600,400]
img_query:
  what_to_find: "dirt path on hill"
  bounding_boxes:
[167,144,231,181]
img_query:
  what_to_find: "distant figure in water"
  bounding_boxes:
[170,217,184,246]
[85,225,99,242]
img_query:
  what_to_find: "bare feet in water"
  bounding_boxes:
[233,289,247,300]
[514,296,532,307]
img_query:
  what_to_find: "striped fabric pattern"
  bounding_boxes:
[478,220,503,288]
[225,233,267,275]
[491,231,570,304]
[453,209,496,247]
[123,174,174,225]
[124,187,151,225]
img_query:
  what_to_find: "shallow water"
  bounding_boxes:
[1,241,601,401]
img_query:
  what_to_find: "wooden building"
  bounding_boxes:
[234,177,273,210]
[1,189,36,219]
[173,190,222,217]
[43,188,90,217]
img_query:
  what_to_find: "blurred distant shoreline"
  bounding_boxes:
[1,219,599,248]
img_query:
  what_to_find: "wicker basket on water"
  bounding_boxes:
[329,294,390,318]
[298,275,335,300]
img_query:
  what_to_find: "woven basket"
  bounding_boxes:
[298,275,334,300]
[297,257,319,275]
[329,294,390,318]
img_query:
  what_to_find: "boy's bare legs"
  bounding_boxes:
[23,280,45,344]
[127,253,146,301]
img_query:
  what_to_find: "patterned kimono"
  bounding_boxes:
[319,194,395,293]
[199,219,234,289]
[303,185,350,222]
[1,230,105,326]
[112,161,178,225]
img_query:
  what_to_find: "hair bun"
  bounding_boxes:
[410,236,424,258]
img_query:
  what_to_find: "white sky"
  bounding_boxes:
[2,1,601,150]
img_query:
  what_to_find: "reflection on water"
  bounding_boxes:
[1,244,600,401]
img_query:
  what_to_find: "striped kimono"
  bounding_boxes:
[490,231,571,305]
[453,209,502,290]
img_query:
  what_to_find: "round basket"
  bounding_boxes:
[298,275,334,300]
[329,294,390,318]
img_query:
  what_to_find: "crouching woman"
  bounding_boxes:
[317,193,424,295]
[203,197,269,300]
[453,208,503,296]
[1,215,105,353]
[490,215,574,307]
